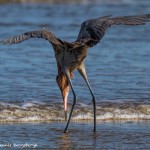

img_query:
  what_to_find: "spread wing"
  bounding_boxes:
[76,14,150,47]
[0,29,62,45]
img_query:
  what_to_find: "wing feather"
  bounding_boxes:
[0,29,62,45]
[76,14,150,47]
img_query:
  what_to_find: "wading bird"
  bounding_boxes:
[1,14,150,133]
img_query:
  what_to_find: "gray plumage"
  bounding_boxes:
[76,14,150,46]
[1,14,150,47]
[1,30,61,45]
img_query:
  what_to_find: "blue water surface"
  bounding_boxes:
[0,2,150,105]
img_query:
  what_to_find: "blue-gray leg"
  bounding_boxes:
[78,63,96,132]
[63,67,77,133]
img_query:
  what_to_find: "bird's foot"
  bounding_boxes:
[63,129,68,133]
[93,128,96,132]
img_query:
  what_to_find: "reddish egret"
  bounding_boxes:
[1,14,150,133]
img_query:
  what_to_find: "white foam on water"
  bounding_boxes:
[21,102,38,109]
[0,101,150,122]
[73,113,93,120]
[0,102,20,108]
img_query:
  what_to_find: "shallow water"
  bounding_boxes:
[0,1,150,149]
[0,121,150,149]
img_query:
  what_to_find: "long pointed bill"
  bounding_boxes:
[56,65,73,122]
[64,92,69,121]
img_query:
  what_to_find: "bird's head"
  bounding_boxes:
[56,73,70,121]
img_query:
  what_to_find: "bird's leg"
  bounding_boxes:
[78,63,96,132]
[63,67,77,133]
